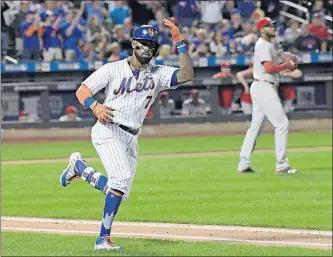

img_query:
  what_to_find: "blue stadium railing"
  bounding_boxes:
[1,52,332,73]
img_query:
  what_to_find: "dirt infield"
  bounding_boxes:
[1,217,332,250]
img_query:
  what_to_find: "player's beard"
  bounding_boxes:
[134,50,152,65]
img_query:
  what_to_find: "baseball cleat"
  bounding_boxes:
[276,167,297,174]
[238,167,256,174]
[94,236,124,251]
[59,152,84,187]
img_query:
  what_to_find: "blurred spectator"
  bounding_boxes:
[209,31,226,57]
[309,12,330,40]
[181,89,207,117]
[176,0,199,27]
[309,12,330,52]
[20,10,42,60]
[79,42,97,61]
[236,0,255,20]
[106,42,128,62]
[84,0,109,25]
[250,6,265,22]
[199,1,226,32]
[225,39,244,55]
[1,1,10,54]
[230,9,242,35]
[127,0,155,27]
[113,24,131,44]
[192,41,211,57]
[159,91,175,118]
[109,0,130,25]
[236,63,253,115]
[95,39,107,60]
[222,0,236,20]
[86,15,102,43]
[220,19,232,34]
[284,20,301,44]
[310,0,326,17]
[151,8,165,32]
[59,106,82,121]
[189,28,208,55]
[260,0,280,21]
[59,2,85,61]
[57,0,74,13]
[237,19,257,53]
[2,1,21,56]
[156,44,172,60]
[292,24,321,53]
[123,17,133,36]
[279,68,303,114]
[41,10,63,62]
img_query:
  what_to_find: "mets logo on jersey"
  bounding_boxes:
[114,76,155,95]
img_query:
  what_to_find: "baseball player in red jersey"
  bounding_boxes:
[59,19,194,251]
[212,61,236,115]
[236,63,254,115]
[237,17,298,175]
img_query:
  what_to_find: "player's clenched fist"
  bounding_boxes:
[163,18,184,43]
[91,102,114,123]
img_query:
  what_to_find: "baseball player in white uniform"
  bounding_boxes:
[237,17,298,175]
[59,19,194,251]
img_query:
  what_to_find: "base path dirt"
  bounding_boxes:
[1,217,332,250]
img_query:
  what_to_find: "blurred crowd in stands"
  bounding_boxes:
[1,0,332,62]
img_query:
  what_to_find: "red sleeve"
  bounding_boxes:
[263,61,287,74]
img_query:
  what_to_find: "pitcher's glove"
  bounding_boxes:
[281,52,298,70]
[90,101,114,124]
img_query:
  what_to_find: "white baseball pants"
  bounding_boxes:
[91,123,138,202]
[238,81,290,171]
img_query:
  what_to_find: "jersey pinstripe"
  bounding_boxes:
[82,58,179,139]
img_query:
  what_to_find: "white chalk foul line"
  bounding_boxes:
[2,227,331,248]
[2,217,332,236]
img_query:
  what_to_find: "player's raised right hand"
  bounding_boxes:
[91,102,114,124]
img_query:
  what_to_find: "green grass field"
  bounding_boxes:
[2,232,332,256]
[1,132,332,256]
[2,132,332,161]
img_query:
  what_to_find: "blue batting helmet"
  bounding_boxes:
[132,25,160,45]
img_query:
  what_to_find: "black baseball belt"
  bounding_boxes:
[116,124,140,136]
[254,79,278,86]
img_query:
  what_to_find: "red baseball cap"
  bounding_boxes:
[190,89,199,94]
[256,17,276,31]
[65,106,77,114]
[221,61,231,68]
[19,111,28,117]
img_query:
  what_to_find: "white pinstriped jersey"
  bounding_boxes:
[82,58,179,137]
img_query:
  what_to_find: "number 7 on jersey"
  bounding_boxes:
[145,96,152,109]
